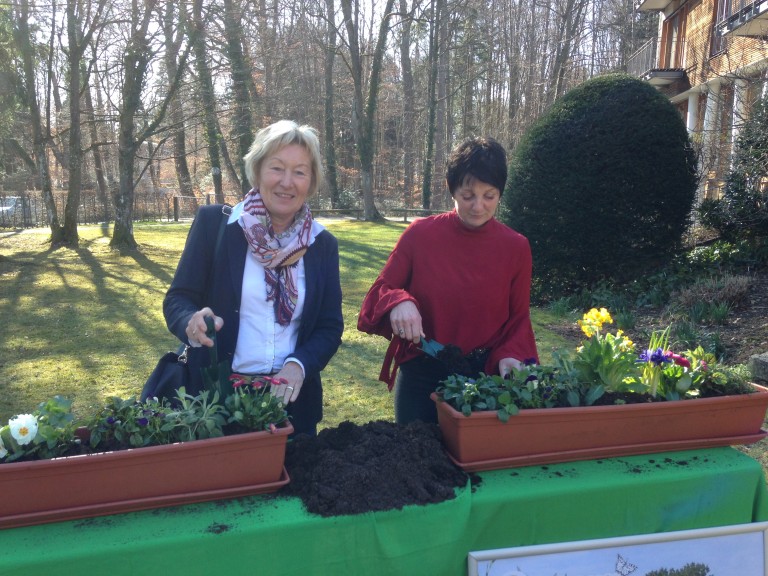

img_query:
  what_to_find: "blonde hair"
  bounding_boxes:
[243,120,324,198]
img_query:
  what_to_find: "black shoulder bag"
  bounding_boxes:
[140,207,229,402]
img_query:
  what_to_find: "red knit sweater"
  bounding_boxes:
[358,211,539,388]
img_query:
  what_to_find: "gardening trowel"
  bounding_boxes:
[200,315,235,400]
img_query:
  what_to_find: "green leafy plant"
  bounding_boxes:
[437,363,585,423]
[225,375,289,433]
[165,389,229,442]
[435,307,758,420]
[88,396,177,450]
[567,307,639,393]
[1,385,289,464]
[0,396,82,462]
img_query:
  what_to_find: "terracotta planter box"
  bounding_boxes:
[432,385,768,472]
[0,422,293,529]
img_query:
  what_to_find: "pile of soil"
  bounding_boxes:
[282,420,469,517]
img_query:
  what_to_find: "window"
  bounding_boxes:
[711,0,730,55]
[661,8,687,67]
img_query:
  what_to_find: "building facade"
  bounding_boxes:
[628,0,768,200]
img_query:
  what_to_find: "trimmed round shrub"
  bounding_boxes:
[502,73,698,300]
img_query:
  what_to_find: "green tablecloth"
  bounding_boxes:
[2,447,766,575]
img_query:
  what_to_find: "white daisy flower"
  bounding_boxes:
[9,414,38,446]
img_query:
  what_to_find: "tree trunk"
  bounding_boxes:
[222,0,253,195]
[191,0,223,204]
[422,0,443,210]
[63,0,83,246]
[398,0,415,209]
[433,4,448,209]
[14,0,62,242]
[324,0,340,208]
[111,1,156,250]
[163,3,194,199]
[257,0,276,119]
[340,0,396,221]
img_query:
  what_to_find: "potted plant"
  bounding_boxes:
[432,308,768,471]
[0,377,292,529]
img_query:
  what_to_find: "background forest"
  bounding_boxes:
[0,0,656,248]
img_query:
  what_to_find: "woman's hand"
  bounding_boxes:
[498,357,523,379]
[271,361,304,404]
[185,308,224,348]
[389,300,425,344]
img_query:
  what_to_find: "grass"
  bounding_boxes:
[0,219,573,427]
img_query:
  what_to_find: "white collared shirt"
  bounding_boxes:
[228,201,325,375]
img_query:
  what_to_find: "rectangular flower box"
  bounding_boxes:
[432,385,768,472]
[0,423,293,529]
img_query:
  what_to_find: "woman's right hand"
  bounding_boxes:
[186,308,224,348]
[389,301,424,344]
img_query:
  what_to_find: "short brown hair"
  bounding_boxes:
[445,137,507,196]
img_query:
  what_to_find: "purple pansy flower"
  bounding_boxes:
[638,347,670,366]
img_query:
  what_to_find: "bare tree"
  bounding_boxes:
[60,0,109,246]
[112,0,193,248]
[189,0,224,205]
[398,0,418,208]
[13,0,60,241]
[324,0,341,208]
[421,0,444,209]
[339,0,396,220]
[163,2,195,199]
[222,0,253,194]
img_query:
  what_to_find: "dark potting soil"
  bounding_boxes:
[282,419,470,517]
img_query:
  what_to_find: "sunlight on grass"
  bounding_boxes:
[0,219,581,428]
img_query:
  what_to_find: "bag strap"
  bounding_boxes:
[214,204,231,259]
[180,205,231,365]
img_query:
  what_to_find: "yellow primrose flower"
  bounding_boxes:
[596,307,612,325]
[578,307,614,338]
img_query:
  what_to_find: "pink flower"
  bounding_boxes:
[669,354,691,369]
[229,375,247,388]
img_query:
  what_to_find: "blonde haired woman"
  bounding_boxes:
[164,120,343,436]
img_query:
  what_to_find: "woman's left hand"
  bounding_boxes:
[271,362,304,404]
[498,357,523,379]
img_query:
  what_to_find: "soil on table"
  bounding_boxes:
[282,420,470,517]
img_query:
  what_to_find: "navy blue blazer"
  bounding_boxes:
[163,204,344,433]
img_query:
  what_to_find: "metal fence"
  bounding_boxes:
[0,190,242,229]
[0,190,443,230]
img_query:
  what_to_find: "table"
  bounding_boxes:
[1,447,766,575]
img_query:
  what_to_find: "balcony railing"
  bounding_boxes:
[716,0,768,36]
[627,38,658,78]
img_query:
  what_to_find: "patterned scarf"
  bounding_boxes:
[238,189,313,325]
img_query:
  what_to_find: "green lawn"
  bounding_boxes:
[0,219,574,427]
